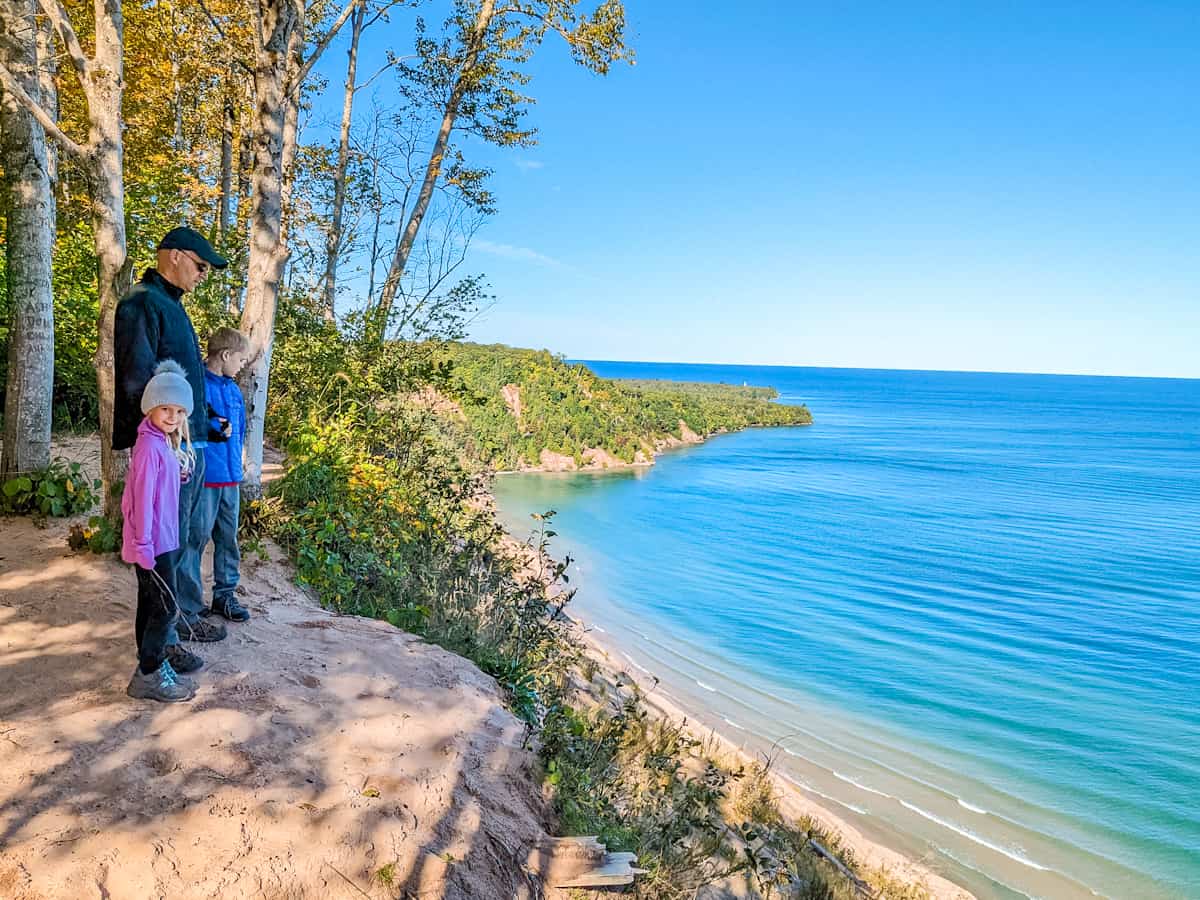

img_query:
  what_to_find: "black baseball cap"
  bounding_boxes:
[158,226,228,269]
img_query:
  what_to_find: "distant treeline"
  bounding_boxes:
[435,343,813,469]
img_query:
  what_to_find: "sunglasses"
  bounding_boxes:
[181,251,211,276]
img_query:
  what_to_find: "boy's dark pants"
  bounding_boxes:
[135,554,179,674]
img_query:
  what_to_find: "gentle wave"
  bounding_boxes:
[933,844,1039,900]
[831,770,894,800]
[898,800,1049,872]
[621,651,652,675]
[780,773,870,817]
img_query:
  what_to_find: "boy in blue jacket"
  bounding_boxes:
[195,327,252,622]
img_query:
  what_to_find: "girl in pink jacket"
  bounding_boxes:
[122,361,199,702]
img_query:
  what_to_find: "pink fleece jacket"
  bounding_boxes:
[121,417,182,570]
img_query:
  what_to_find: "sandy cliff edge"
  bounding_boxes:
[0,514,554,900]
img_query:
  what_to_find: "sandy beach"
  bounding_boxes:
[569,617,975,900]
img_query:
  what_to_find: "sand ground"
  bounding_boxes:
[0,512,552,899]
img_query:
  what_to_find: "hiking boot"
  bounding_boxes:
[162,660,197,695]
[127,663,193,703]
[165,643,204,674]
[210,595,250,622]
[179,617,227,643]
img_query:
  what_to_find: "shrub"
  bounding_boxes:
[2,459,100,517]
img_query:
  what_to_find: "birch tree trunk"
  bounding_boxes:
[0,0,54,478]
[1,0,134,516]
[373,0,496,338]
[238,0,301,496]
[35,14,56,185]
[238,0,358,495]
[319,0,363,321]
[89,0,130,516]
[218,92,234,237]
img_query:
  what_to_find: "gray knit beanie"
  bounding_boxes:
[141,360,194,415]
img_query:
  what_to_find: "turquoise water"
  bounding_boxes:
[492,363,1200,900]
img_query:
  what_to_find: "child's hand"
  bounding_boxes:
[220,417,232,437]
[181,470,191,485]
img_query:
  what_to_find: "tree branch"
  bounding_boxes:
[196,0,255,75]
[0,60,89,161]
[292,0,409,95]
[35,0,91,80]
[291,0,361,93]
[354,58,396,93]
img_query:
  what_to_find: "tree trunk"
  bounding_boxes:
[228,97,254,313]
[89,0,130,517]
[372,0,496,339]
[0,0,55,479]
[0,0,128,511]
[236,105,254,229]
[319,0,362,321]
[238,0,300,497]
[218,91,234,237]
[35,13,57,180]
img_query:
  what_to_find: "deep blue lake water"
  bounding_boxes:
[493,363,1200,900]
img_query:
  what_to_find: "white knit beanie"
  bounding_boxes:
[141,360,194,415]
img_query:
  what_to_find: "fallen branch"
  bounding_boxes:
[809,838,877,898]
[323,862,372,898]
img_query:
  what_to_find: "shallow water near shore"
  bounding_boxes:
[493,363,1200,900]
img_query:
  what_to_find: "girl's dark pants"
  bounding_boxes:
[135,554,179,674]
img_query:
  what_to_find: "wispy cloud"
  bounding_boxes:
[473,239,565,269]
[514,158,545,172]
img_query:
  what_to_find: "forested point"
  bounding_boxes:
[430,341,813,470]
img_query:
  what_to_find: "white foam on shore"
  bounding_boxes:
[621,652,652,675]
[780,772,870,817]
[933,845,1039,900]
[899,801,1049,871]
[696,680,717,692]
[957,797,988,814]
[832,770,894,800]
[722,717,744,730]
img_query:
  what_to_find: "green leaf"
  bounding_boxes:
[3,477,31,497]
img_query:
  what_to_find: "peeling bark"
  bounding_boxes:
[238,0,302,496]
[0,0,54,478]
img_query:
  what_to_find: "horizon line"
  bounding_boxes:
[564,357,1200,382]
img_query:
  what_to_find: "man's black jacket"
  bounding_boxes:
[113,269,207,450]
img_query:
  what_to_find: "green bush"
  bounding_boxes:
[1,460,100,517]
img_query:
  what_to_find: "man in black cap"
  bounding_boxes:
[114,227,231,673]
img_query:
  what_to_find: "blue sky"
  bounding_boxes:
[313,2,1200,377]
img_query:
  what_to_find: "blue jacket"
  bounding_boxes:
[202,369,246,485]
[113,270,207,450]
